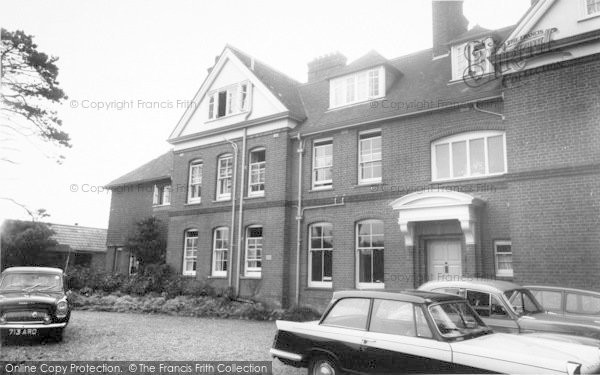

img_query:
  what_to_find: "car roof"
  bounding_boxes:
[524,285,600,296]
[1,267,63,275]
[420,279,523,294]
[332,289,465,304]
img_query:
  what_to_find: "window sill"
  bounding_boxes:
[152,204,171,209]
[354,181,382,188]
[208,275,227,279]
[578,12,600,22]
[240,275,262,280]
[182,274,197,278]
[326,96,385,112]
[212,198,232,203]
[356,283,385,290]
[447,73,495,86]
[309,187,333,193]
[431,173,506,184]
[246,193,265,199]
[185,201,202,206]
[206,110,249,123]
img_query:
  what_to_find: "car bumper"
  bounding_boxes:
[269,348,303,362]
[0,322,67,329]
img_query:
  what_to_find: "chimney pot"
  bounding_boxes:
[307,52,347,82]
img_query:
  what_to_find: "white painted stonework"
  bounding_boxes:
[389,190,484,246]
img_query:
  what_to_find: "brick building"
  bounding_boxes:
[106,0,600,308]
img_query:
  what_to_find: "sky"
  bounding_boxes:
[0,0,530,228]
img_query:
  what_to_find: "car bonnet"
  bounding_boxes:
[450,332,600,373]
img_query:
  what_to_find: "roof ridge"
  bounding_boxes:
[48,223,107,230]
[225,44,303,85]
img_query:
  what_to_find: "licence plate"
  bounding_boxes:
[8,328,38,336]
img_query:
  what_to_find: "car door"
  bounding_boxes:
[564,291,600,323]
[360,299,452,374]
[465,290,519,333]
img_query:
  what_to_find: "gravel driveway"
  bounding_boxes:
[0,310,303,375]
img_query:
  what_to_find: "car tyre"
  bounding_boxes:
[50,328,63,342]
[308,355,342,375]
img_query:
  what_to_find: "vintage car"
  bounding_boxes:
[419,279,600,340]
[525,285,600,323]
[270,290,600,374]
[0,267,71,342]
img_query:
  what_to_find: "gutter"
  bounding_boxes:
[291,94,503,138]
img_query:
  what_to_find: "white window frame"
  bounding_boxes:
[494,240,513,278]
[212,227,229,277]
[248,148,266,197]
[245,225,263,278]
[329,66,385,109]
[187,161,203,204]
[308,223,333,288]
[358,130,382,184]
[207,81,252,120]
[583,0,600,16]
[153,184,171,206]
[128,254,139,275]
[183,229,199,276]
[355,219,385,289]
[216,154,233,201]
[431,130,507,182]
[312,139,333,190]
[451,39,495,82]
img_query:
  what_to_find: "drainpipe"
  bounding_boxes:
[295,134,305,306]
[235,128,248,296]
[224,139,238,288]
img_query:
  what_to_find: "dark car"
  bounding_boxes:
[270,290,600,374]
[0,267,71,342]
[419,279,600,341]
[526,285,600,323]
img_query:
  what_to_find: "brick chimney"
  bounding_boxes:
[432,0,469,58]
[307,52,347,82]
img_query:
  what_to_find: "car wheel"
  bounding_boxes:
[50,328,63,342]
[308,356,341,375]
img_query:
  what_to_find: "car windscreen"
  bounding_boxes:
[428,301,490,339]
[0,272,63,292]
[504,289,544,316]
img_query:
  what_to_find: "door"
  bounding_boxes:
[427,240,462,281]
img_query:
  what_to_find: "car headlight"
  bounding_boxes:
[56,299,68,318]
[566,362,581,375]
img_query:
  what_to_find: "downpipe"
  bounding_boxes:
[224,139,239,288]
[295,135,304,306]
[235,128,247,297]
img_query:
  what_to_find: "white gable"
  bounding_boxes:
[499,0,600,73]
[168,48,290,146]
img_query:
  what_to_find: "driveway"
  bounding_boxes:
[0,310,303,375]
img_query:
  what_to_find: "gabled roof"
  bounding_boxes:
[48,223,107,253]
[326,50,393,79]
[227,45,306,121]
[105,150,173,188]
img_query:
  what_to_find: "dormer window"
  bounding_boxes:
[208,82,251,120]
[586,0,600,15]
[329,67,385,109]
[451,39,494,82]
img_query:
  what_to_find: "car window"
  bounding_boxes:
[504,289,543,315]
[0,273,62,291]
[531,290,562,311]
[490,295,509,318]
[415,306,433,338]
[466,290,491,317]
[566,293,600,315]
[429,301,489,339]
[369,299,416,337]
[322,298,370,330]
